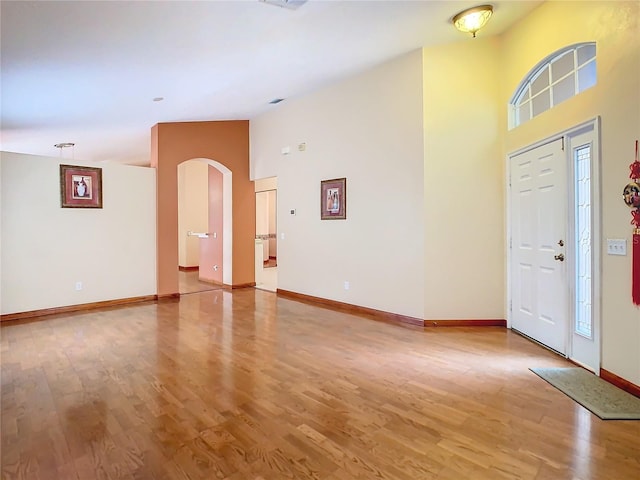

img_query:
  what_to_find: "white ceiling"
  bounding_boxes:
[1,0,542,166]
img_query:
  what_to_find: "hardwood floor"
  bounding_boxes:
[1,289,639,479]
[178,271,223,295]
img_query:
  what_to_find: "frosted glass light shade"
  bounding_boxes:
[453,5,493,38]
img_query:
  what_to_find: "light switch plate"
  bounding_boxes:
[607,239,627,256]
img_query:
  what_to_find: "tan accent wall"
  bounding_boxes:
[151,121,253,295]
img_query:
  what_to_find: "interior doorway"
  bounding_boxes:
[177,159,231,294]
[508,119,601,372]
[254,178,278,292]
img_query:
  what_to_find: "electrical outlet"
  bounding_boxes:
[75,281,82,291]
[344,281,350,290]
[213,265,218,271]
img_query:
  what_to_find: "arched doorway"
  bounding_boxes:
[151,120,255,297]
[177,159,233,293]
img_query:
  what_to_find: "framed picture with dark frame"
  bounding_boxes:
[320,177,346,220]
[60,164,103,208]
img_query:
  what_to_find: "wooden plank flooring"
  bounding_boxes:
[1,289,639,479]
[178,271,222,295]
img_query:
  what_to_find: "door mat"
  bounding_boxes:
[530,367,640,420]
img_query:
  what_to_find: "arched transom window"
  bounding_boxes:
[510,43,597,128]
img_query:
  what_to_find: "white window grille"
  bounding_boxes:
[510,43,596,128]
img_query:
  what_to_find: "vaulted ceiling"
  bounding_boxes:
[1,1,542,165]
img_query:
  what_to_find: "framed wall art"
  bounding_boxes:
[321,177,346,220]
[60,164,103,208]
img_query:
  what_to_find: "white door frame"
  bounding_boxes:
[506,117,601,370]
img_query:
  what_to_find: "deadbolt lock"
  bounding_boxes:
[558,240,564,247]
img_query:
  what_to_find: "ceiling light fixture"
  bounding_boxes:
[452,4,493,38]
[55,142,75,159]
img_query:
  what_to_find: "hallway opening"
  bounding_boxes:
[255,177,278,292]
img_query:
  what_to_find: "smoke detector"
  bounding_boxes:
[259,0,308,10]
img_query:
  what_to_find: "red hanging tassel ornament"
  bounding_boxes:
[632,211,640,306]
[625,141,640,306]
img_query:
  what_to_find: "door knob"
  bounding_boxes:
[554,253,565,262]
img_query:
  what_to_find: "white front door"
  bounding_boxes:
[510,138,568,354]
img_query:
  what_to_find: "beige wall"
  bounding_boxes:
[501,1,640,385]
[255,177,278,259]
[422,37,505,320]
[256,191,270,260]
[268,190,277,255]
[251,50,425,319]
[178,160,208,267]
[0,151,156,314]
[255,177,277,192]
[255,190,277,260]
